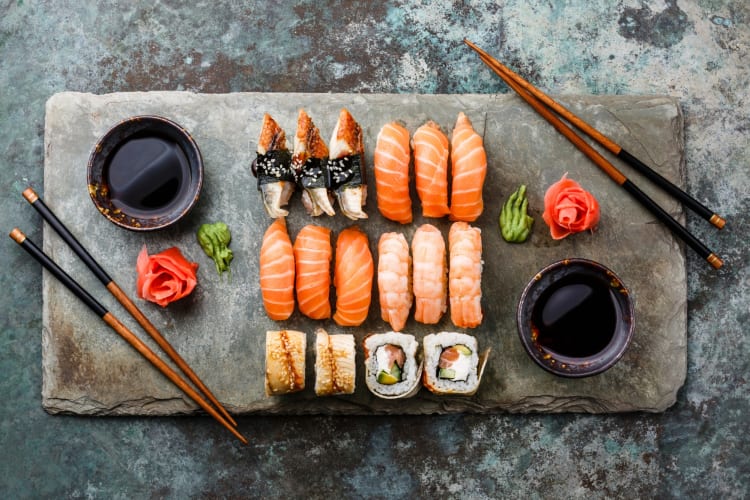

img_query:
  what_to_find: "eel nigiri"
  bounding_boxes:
[328,108,368,220]
[413,121,450,218]
[448,221,483,328]
[293,224,332,320]
[373,122,412,224]
[333,225,374,326]
[292,109,336,216]
[450,112,487,222]
[259,218,295,320]
[253,113,295,218]
[377,232,412,332]
[411,224,447,324]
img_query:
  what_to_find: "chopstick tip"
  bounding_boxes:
[9,228,26,244]
[707,253,724,269]
[22,187,39,204]
[710,214,726,229]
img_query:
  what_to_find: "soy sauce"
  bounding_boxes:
[106,135,191,216]
[531,274,619,358]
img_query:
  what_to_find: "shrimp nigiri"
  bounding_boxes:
[259,218,295,320]
[254,113,295,218]
[374,122,412,224]
[293,225,332,320]
[411,224,447,324]
[448,222,483,328]
[413,121,450,218]
[377,232,412,332]
[329,108,368,220]
[292,109,336,216]
[333,226,374,326]
[450,112,487,222]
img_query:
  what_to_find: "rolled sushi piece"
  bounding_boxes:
[422,332,490,396]
[265,330,306,396]
[315,328,356,396]
[363,332,423,399]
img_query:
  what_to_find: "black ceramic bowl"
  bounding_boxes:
[87,115,203,231]
[517,258,635,378]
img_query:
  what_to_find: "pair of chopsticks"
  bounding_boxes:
[464,39,725,269]
[11,188,248,445]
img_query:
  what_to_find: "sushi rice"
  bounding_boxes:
[364,332,422,399]
[422,332,485,395]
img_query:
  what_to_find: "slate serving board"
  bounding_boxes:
[41,92,687,415]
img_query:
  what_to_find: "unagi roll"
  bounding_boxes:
[422,332,490,396]
[314,328,356,396]
[265,330,306,396]
[364,332,422,399]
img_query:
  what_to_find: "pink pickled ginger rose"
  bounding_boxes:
[136,245,198,307]
[542,174,600,240]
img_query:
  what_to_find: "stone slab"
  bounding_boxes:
[41,91,686,415]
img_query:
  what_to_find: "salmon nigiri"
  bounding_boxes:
[377,232,412,332]
[374,122,412,224]
[259,218,295,320]
[293,224,332,320]
[413,121,450,218]
[450,112,487,222]
[448,222,483,328]
[333,225,374,326]
[292,109,336,217]
[411,224,447,324]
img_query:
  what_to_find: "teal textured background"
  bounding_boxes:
[1,1,747,497]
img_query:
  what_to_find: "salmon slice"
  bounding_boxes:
[259,218,295,320]
[333,225,374,326]
[411,224,447,324]
[377,232,413,332]
[374,122,412,224]
[293,225,332,320]
[448,221,483,328]
[450,112,487,222]
[413,121,450,218]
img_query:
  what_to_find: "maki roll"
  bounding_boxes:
[422,332,490,396]
[314,328,356,396]
[364,332,422,399]
[265,330,306,396]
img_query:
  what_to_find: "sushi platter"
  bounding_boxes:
[41,91,687,415]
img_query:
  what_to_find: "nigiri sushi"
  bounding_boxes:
[450,112,487,222]
[411,224,447,324]
[259,218,295,320]
[413,121,450,218]
[292,109,336,216]
[373,122,412,224]
[328,108,368,220]
[253,113,295,218]
[377,232,412,332]
[448,222,483,328]
[333,225,374,326]
[293,224,332,320]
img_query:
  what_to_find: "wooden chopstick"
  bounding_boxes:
[9,228,248,445]
[464,39,726,230]
[22,187,237,428]
[464,40,723,269]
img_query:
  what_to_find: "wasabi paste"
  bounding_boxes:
[197,222,233,277]
[499,185,534,243]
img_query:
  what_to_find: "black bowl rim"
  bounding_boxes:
[86,115,203,231]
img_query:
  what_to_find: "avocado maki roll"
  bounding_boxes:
[422,332,490,396]
[364,332,422,399]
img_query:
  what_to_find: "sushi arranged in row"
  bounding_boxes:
[373,112,487,224]
[253,109,367,220]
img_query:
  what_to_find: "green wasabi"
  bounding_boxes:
[197,222,233,277]
[499,185,534,243]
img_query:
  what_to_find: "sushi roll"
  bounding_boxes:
[314,328,356,396]
[265,330,306,396]
[422,332,490,396]
[363,332,422,399]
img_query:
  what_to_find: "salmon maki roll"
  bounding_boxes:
[253,113,295,218]
[292,109,336,216]
[450,112,487,221]
[333,225,374,326]
[448,222,483,328]
[411,224,447,324]
[259,218,295,320]
[328,108,368,220]
[377,232,412,332]
[374,122,412,224]
[293,225,332,320]
[413,121,450,218]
